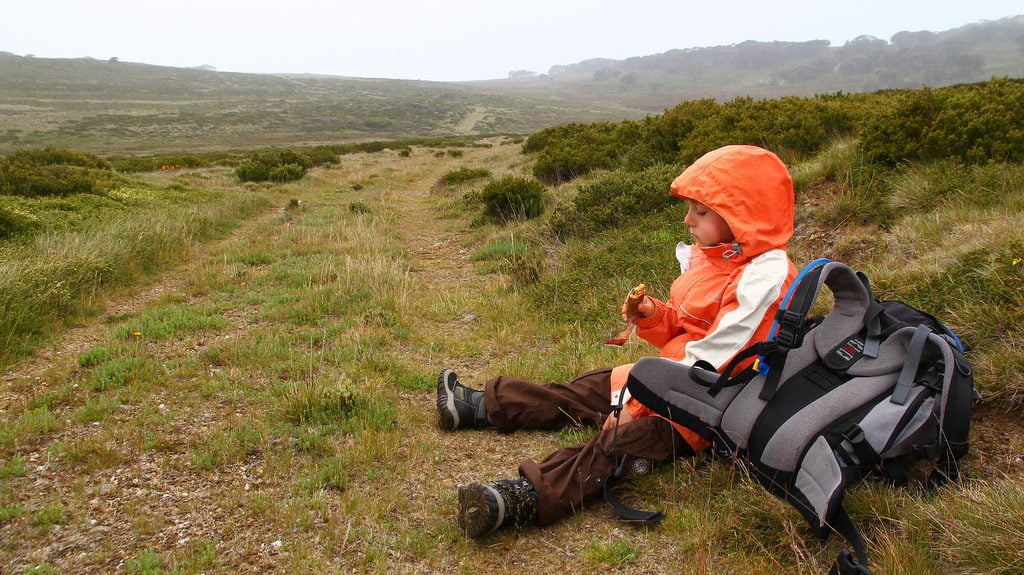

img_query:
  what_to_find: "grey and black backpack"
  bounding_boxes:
[624,260,977,575]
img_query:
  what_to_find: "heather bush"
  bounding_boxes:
[0,205,37,238]
[109,152,232,172]
[303,146,340,166]
[550,164,681,238]
[0,147,118,197]
[235,149,311,183]
[6,147,111,170]
[474,176,546,222]
[434,167,491,189]
[528,122,633,184]
[268,163,306,183]
[674,95,862,164]
[0,163,99,197]
[234,159,270,183]
[860,78,1024,165]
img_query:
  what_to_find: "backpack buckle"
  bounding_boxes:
[776,309,806,328]
[774,327,805,350]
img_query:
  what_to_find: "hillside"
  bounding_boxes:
[470,15,1024,110]
[1,15,1022,156]
[0,54,642,156]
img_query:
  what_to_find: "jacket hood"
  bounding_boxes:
[670,145,794,262]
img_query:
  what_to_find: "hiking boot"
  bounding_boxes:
[437,369,491,431]
[457,477,537,538]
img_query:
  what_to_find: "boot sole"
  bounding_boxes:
[457,483,505,538]
[437,369,459,431]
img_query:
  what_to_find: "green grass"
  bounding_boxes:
[190,425,266,470]
[470,237,531,262]
[912,478,1024,574]
[0,141,1021,574]
[77,345,113,367]
[0,503,25,524]
[0,454,26,480]
[0,181,271,368]
[50,437,124,470]
[114,303,230,340]
[584,539,640,567]
[278,377,359,425]
[0,407,61,449]
[88,357,161,392]
[32,504,66,529]
[75,394,122,423]
[434,167,491,190]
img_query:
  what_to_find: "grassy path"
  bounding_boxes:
[0,142,638,574]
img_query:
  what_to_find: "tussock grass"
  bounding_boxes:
[789,138,859,192]
[913,479,1024,574]
[0,408,61,450]
[0,191,270,367]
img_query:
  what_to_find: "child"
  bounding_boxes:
[438,145,798,537]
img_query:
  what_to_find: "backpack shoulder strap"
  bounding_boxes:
[760,261,872,401]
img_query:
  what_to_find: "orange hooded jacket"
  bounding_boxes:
[610,145,798,451]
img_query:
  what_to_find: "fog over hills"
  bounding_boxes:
[470,15,1024,110]
[1,15,1021,155]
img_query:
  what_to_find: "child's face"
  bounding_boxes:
[683,200,735,247]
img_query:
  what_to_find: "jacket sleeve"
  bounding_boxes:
[633,295,683,350]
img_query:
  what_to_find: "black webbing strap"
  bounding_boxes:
[603,461,664,523]
[759,265,826,401]
[706,343,772,397]
[856,272,884,359]
[928,350,975,489]
[603,382,663,523]
[839,424,876,470]
[890,325,932,405]
[828,507,873,575]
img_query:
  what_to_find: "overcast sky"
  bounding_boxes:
[1,1,1020,81]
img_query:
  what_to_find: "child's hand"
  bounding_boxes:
[622,296,655,320]
[636,296,655,318]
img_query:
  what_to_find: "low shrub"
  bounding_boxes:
[268,163,306,183]
[0,163,98,197]
[109,153,220,172]
[860,78,1024,165]
[302,146,340,166]
[435,167,491,189]
[529,122,627,185]
[0,204,39,238]
[234,160,269,183]
[0,147,119,197]
[550,164,682,238]
[529,207,684,331]
[475,176,546,222]
[235,149,311,183]
[6,147,111,170]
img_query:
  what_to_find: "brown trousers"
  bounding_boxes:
[483,368,693,526]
